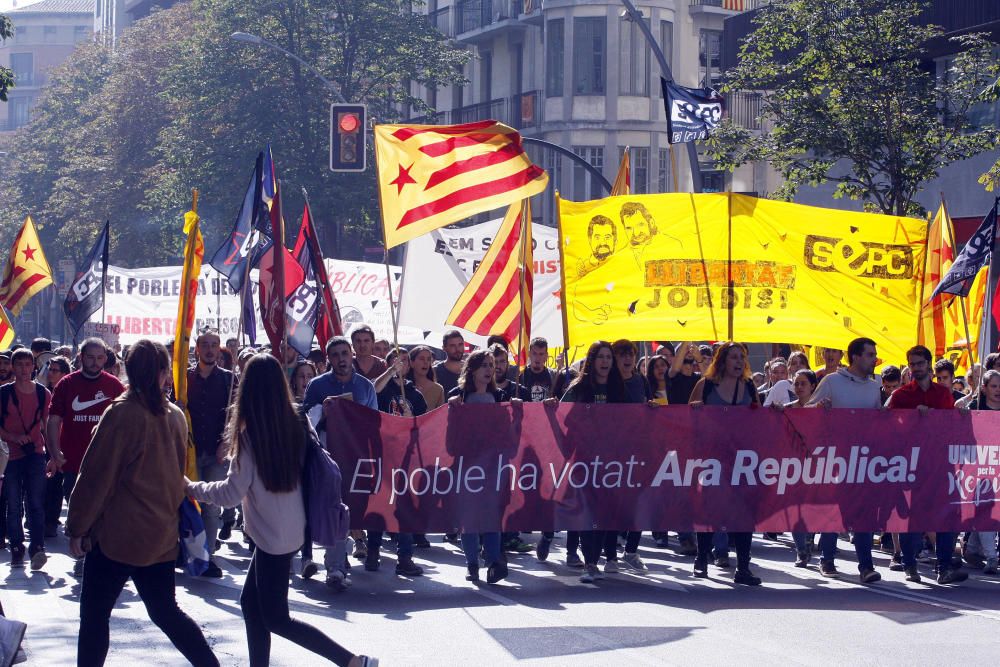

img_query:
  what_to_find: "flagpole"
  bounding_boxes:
[515,199,529,387]
[726,188,734,341]
[940,193,976,368]
[554,190,573,368]
[916,211,931,347]
[372,118,404,396]
[689,193,719,341]
[668,145,679,193]
[275,178,287,368]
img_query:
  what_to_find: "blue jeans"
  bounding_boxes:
[461,532,501,568]
[4,452,46,554]
[196,455,228,555]
[820,531,873,572]
[935,532,958,573]
[367,532,413,559]
[793,532,837,561]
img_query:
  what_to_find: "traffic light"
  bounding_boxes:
[330,103,367,172]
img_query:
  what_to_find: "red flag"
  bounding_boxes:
[293,202,343,346]
[258,179,305,352]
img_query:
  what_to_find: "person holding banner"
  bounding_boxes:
[886,345,967,586]
[965,369,1000,575]
[807,337,883,583]
[560,341,627,583]
[447,350,511,584]
[688,342,762,586]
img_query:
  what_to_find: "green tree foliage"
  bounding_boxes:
[1,13,13,101]
[0,0,470,265]
[706,0,999,217]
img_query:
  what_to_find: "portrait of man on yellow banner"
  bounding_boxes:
[559,193,927,361]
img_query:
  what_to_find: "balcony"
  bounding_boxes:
[690,0,768,15]
[406,90,544,131]
[725,90,763,131]
[455,0,527,43]
[519,0,543,26]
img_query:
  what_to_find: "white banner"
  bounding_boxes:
[398,220,563,349]
[93,261,407,347]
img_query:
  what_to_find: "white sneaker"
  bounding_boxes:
[604,559,619,574]
[622,552,647,570]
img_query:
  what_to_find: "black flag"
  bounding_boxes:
[931,199,999,299]
[209,153,272,293]
[64,221,109,338]
[661,78,724,144]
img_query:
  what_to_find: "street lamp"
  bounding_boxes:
[230,31,347,103]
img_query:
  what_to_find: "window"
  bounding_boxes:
[573,146,604,200]
[10,97,31,129]
[14,26,26,43]
[699,29,723,88]
[619,18,649,96]
[545,19,564,97]
[10,53,33,87]
[573,17,606,95]
[658,148,674,193]
[481,51,492,102]
[658,21,674,96]
[74,26,90,43]
[702,170,725,193]
[539,146,563,224]
[43,26,57,43]
[618,147,649,194]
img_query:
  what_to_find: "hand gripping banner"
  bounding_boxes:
[326,401,1000,534]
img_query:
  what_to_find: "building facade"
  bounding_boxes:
[0,0,94,144]
[93,0,176,45]
[412,0,764,223]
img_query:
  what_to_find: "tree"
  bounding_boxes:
[1,13,13,101]
[0,0,470,264]
[706,0,999,217]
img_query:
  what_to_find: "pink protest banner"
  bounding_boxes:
[324,401,1000,533]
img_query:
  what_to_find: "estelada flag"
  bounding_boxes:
[0,215,54,316]
[374,120,548,248]
[446,199,533,364]
[611,150,630,197]
[0,305,15,349]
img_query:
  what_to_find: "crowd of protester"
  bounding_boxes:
[1,326,998,663]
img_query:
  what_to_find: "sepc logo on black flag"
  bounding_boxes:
[64,221,110,338]
[661,78,725,144]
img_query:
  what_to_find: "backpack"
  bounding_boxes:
[300,419,350,547]
[0,382,47,435]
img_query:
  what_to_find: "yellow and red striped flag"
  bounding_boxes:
[611,149,630,196]
[0,216,53,316]
[0,305,15,349]
[918,203,971,356]
[374,121,548,248]
[446,199,534,363]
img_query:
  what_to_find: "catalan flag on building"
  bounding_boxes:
[0,215,54,316]
[0,306,15,349]
[374,121,548,248]
[446,199,534,363]
[172,192,204,481]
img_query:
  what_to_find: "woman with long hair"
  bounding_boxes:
[66,339,218,667]
[408,345,445,410]
[447,350,509,583]
[290,360,317,402]
[688,342,763,586]
[561,341,626,583]
[185,353,378,667]
[646,355,669,405]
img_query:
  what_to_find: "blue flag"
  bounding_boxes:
[931,200,999,299]
[64,221,109,339]
[209,153,272,293]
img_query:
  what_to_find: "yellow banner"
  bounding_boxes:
[559,193,927,362]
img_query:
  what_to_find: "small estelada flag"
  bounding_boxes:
[0,215,54,316]
[446,199,534,364]
[0,306,15,349]
[374,120,548,249]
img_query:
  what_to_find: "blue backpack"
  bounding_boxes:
[301,420,350,547]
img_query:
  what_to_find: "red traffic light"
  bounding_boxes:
[338,113,360,133]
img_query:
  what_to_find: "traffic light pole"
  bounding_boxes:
[618,0,703,193]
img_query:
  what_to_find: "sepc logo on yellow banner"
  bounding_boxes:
[558,193,927,361]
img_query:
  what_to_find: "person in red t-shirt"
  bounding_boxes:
[46,338,125,575]
[886,344,966,585]
[1,349,52,570]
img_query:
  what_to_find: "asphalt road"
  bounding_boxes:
[3,529,999,666]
